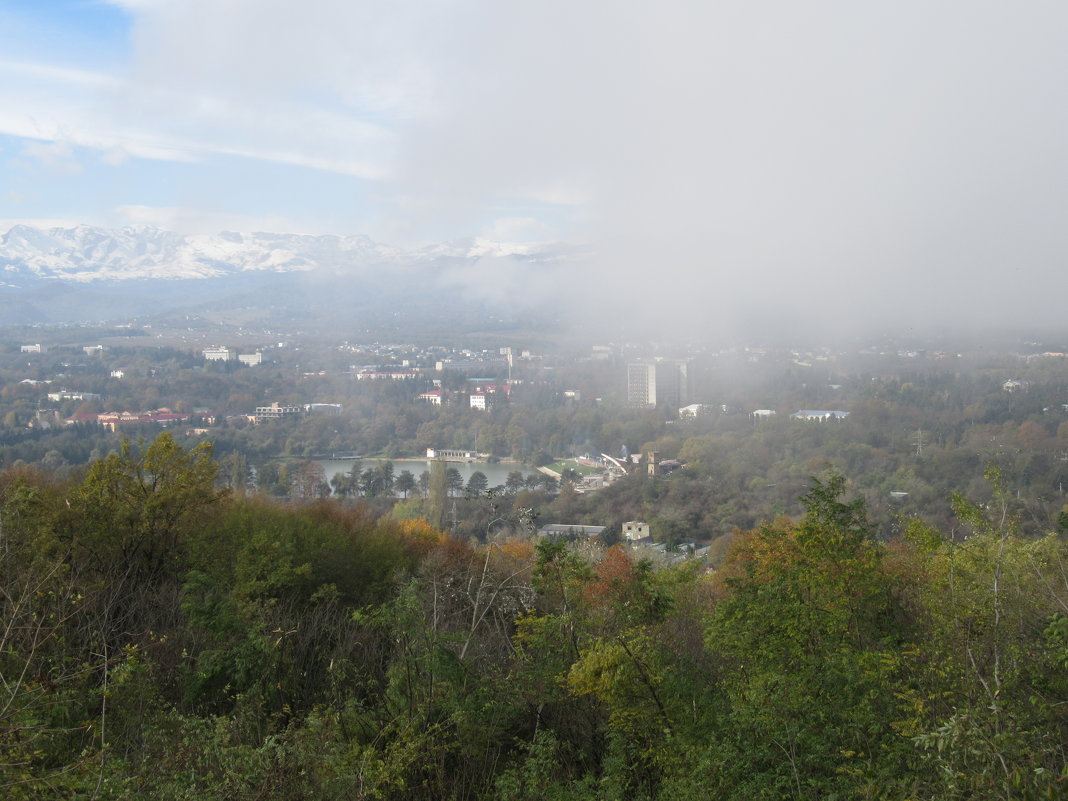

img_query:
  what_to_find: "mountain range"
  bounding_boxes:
[0,225,566,326]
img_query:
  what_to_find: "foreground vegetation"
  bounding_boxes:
[1,434,1065,799]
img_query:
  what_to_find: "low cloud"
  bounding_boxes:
[112,205,318,235]
[9,1,1068,339]
[22,140,83,174]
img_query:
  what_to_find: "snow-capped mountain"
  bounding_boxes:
[0,224,574,325]
[0,224,552,284]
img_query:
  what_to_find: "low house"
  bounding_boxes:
[426,448,477,460]
[305,403,342,415]
[622,521,651,542]
[47,390,101,402]
[678,403,712,419]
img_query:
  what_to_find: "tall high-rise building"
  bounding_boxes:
[627,362,657,407]
[627,359,690,408]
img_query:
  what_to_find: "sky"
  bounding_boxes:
[2,1,1068,338]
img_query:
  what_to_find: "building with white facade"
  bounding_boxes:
[354,367,418,380]
[305,403,342,415]
[203,347,234,362]
[47,390,101,402]
[254,402,303,422]
[790,410,850,421]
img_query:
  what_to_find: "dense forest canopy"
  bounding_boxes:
[1,433,1065,799]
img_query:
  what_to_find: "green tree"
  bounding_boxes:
[74,432,224,587]
[506,470,526,495]
[395,469,417,499]
[902,466,1068,799]
[466,470,489,497]
[702,473,906,798]
[446,467,464,498]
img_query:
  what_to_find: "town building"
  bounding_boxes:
[254,402,303,422]
[435,357,508,374]
[305,403,342,415]
[47,390,101,402]
[622,521,651,542]
[790,410,850,421]
[678,403,712,418]
[237,352,263,366]
[203,346,234,362]
[627,362,657,406]
[91,410,194,431]
[426,448,477,460]
[353,367,418,380]
[537,524,607,540]
[627,359,690,408]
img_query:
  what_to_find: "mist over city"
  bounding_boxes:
[4,2,1068,340]
[2,3,1068,799]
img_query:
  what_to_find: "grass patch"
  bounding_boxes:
[546,459,602,477]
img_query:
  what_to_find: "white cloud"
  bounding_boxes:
[7,1,1068,335]
[21,140,83,174]
[102,0,164,7]
[479,218,554,244]
[0,60,117,89]
[111,205,324,235]
[0,216,88,232]
[0,33,392,177]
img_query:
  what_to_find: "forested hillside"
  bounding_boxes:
[2,434,1065,799]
